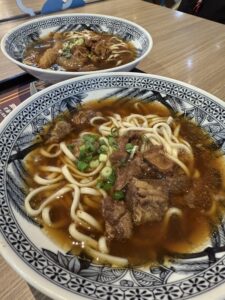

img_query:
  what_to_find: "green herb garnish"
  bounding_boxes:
[96,181,113,191]
[108,136,118,150]
[125,143,135,153]
[76,160,89,172]
[96,169,116,191]
[98,145,108,154]
[107,170,116,185]
[74,37,84,46]
[111,127,119,137]
[85,142,96,153]
[83,134,98,143]
[77,134,100,163]
[113,190,125,201]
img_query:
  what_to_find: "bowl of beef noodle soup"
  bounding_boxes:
[0,73,225,300]
[1,14,152,84]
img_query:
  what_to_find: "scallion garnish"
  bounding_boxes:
[85,142,96,153]
[107,170,116,185]
[96,181,113,191]
[101,166,112,178]
[125,143,135,153]
[83,134,98,143]
[99,145,108,154]
[74,37,84,46]
[108,136,118,150]
[111,127,119,137]
[96,169,116,191]
[76,160,89,172]
[113,190,125,201]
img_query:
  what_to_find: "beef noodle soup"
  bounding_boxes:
[23,30,137,72]
[24,99,225,267]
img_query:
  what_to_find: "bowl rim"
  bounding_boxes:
[1,72,225,300]
[0,13,153,76]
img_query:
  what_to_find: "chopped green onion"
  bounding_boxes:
[90,159,99,169]
[64,52,72,59]
[96,169,116,191]
[108,136,118,150]
[83,134,98,143]
[111,127,119,137]
[99,145,108,154]
[79,145,86,151]
[96,180,113,191]
[101,166,112,178]
[61,45,72,58]
[99,137,107,145]
[113,190,125,201]
[76,160,89,172]
[79,149,86,160]
[129,145,138,159]
[78,135,99,162]
[83,154,93,163]
[99,154,107,162]
[63,41,69,48]
[108,136,116,145]
[85,142,96,153]
[125,143,135,153]
[107,170,116,185]
[74,37,84,46]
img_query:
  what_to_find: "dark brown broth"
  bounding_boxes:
[25,99,225,266]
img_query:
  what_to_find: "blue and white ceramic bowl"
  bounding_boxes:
[0,73,225,300]
[1,14,152,84]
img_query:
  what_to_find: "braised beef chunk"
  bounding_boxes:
[56,45,90,71]
[110,132,149,189]
[114,153,148,190]
[102,196,133,240]
[143,146,174,173]
[127,131,143,147]
[126,178,169,225]
[110,136,129,166]
[44,110,102,144]
[71,110,102,128]
[204,168,222,190]
[110,151,128,166]
[110,132,142,166]
[183,180,212,210]
[163,166,191,195]
[47,120,72,144]
[38,41,62,69]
